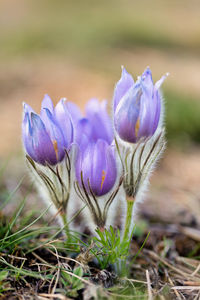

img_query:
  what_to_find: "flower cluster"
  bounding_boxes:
[22,67,167,237]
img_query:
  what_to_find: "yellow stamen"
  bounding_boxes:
[135,118,140,137]
[100,170,106,189]
[53,140,58,160]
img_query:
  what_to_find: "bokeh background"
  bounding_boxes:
[0,0,200,223]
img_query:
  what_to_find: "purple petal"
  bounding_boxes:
[75,118,93,149]
[114,86,141,143]
[141,67,154,97]
[66,101,82,125]
[22,112,38,162]
[155,73,169,91]
[100,143,117,195]
[151,90,161,134]
[41,94,54,114]
[138,70,165,138]
[54,98,74,148]
[90,139,108,195]
[30,113,57,165]
[23,102,35,118]
[86,98,113,144]
[113,67,134,112]
[137,91,153,139]
[40,109,65,161]
[76,143,95,191]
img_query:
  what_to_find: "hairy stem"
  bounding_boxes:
[122,197,135,244]
[60,210,69,239]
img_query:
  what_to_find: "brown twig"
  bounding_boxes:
[146,270,153,300]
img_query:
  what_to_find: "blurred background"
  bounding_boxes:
[0,0,200,223]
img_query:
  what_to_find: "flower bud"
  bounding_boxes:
[22,95,72,165]
[75,99,117,196]
[76,139,117,196]
[114,67,167,143]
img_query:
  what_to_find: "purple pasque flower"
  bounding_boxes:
[75,98,117,196]
[114,67,168,143]
[76,139,117,196]
[22,95,73,165]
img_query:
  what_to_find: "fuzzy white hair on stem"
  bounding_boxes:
[25,147,74,234]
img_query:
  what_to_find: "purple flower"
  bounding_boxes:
[74,99,116,196]
[76,139,117,196]
[113,67,167,143]
[22,95,73,165]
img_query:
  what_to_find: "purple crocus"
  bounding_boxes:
[113,67,168,143]
[76,139,117,196]
[22,95,73,165]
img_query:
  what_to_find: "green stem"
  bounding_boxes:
[122,197,134,244]
[60,210,70,239]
